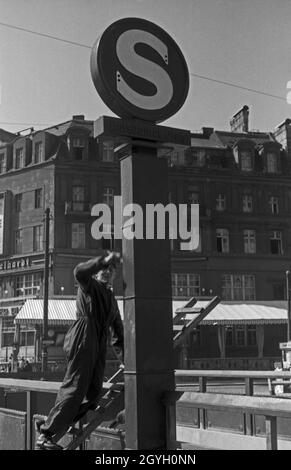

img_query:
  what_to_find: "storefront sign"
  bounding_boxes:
[91,17,189,123]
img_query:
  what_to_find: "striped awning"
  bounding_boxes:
[14,298,289,326]
[183,301,289,325]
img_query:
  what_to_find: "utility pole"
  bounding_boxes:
[41,207,50,379]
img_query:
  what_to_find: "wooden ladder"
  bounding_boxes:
[173,296,220,348]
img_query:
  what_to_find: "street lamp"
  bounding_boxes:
[61,286,64,296]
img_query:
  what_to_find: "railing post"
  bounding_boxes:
[26,390,37,450]
[199,376,207,393]
[245,377,254,396]
[265,416,277,450]
[244,377,254,435]
[198,376,207,429]
[163,393,177,450]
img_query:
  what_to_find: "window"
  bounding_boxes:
[72,186,85,211]
[20,330,35,347]
[15,193,22,212]
[35,142,43,163]
[243,229,256,254]
[1,318,15,347]
[222,274,256,300]
[216,194,226,211]
[190,149,205,167]
[35,188,43,209]
[270,231,283,254]
[72,136,85,160]
[216,228,229,253]
[236,326,245,346]
[15,229,23,254]
[172,273,200,297]
[15,148,24,169]
[15,273,42,297]
[169,151,185,167]
[0,153,5,173]
[102,141,115,162]
[240,151,252,171]
[269,196,279,215]
[71,223,85,249]
[247,325,257,346]
[266,153,278,173]
[226,326,234,346]
[242,195,253,212]
[33,225,43,251]
[226,325,257,347]
[103,187,114,206]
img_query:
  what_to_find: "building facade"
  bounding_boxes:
[0,107,291,364]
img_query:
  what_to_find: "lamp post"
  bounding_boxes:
[286,271,291,342]
[41,207,50,379]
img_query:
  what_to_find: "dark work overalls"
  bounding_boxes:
[41,257,124,438]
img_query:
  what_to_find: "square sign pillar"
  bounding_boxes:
[120,143,174,449]
[94,117,190,449]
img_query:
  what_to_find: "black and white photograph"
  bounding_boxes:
[0,0,291,456]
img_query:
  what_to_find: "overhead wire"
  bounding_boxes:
[0,21,287,128]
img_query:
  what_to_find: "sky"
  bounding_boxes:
[0,0,291,135]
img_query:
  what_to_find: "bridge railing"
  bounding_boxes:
[0,378,114,450]
[175,369,291,396]
[1,370,291,450]
[168,369,291,450]
[163,389,291,450]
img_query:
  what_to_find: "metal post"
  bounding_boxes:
[286,271,291,342]
[41,207,50,379]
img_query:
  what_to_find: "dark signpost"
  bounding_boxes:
[91,18,190,449]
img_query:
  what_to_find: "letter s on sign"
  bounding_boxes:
[116,30,173,110]
[90,18,189,123]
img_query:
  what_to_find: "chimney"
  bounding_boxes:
[230,105,249,132]
[202,127,214,138]
[72,115,85,121]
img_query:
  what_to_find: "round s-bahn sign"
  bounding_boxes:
[90,18,189,123]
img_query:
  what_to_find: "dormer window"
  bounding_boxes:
[0,153,5,173]
[72,136,85,160]
[266,152,278,173]
[15,148,24,169]
[240,151,252,171]
[35,142,43,163]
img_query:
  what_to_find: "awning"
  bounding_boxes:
[14,298,187,326]
[14,298,289,327]
[182,300,289,325]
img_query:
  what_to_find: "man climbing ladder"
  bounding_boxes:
[36,251,124,450]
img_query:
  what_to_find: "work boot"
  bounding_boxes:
[35,433,63,450]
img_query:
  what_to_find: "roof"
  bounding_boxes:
[212,130,275,149]
[44,119,93,137]
[179,300,289,325]
[14,299,289,326]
